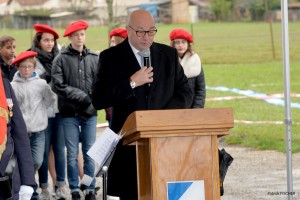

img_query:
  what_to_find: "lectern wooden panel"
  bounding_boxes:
[120,108,234,200]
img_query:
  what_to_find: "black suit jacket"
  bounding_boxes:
[92,39,193,198]
[93,38,192,132]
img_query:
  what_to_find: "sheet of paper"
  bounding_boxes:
[81,174,94,187]
[87,127,121,166]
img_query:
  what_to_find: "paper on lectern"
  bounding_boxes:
[82,127,121,186]
[87,127,121,166]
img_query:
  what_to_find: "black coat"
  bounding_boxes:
[0,54,17,82]
[92,39,193,199]
[188,66,206,108]
[52,44,99,119]
[0,76,35,200]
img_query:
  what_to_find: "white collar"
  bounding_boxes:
[129,42,140,55]
[129,42,142,66]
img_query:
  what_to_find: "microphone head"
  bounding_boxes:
[140,48,150,57]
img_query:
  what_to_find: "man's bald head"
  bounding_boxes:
[127,10,155,26]
[126,10,156,51]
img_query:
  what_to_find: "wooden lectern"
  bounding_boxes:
[119,108,234,200]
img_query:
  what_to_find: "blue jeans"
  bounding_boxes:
[62,116,96,192]
[29,130,46,172]
[38,114,66,189]
[29,130,46,199]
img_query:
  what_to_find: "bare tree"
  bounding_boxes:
[106,0,114,33]
[67,0,96,14]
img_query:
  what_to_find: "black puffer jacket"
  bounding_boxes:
[188,67,206,108]
[51,44,99,119]
[0,54,17,82]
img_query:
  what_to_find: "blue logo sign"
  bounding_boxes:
[167,180,205,200]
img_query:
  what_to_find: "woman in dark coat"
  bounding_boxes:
[170,28,206,108]
[0,70,35,200]
[29,23,68,200]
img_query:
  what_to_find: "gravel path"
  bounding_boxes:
[219,140,300,200]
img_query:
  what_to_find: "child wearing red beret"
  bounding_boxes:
[0,68,36,200]
[11,51,56,200]
[169,28,206,108]
[109,28,127,47]
[29,23,70,200]
[52,20,98,200]
[30,24,60,83]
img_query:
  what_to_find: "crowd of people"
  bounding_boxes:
[0,9,206,200]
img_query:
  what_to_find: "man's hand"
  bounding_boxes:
[130,66,153,87]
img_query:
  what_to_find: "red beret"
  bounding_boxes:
[34,24,59,39]
[11,51,38,65]
[109,28,128,39]
[63,20,89,37]
[169,29,193,43]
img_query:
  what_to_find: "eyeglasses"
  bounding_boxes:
[19,64,34,70]
[128,25,157,37]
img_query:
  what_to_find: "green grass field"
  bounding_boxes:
[1,22,300,152]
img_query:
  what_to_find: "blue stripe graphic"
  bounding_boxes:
[167,182,193,200]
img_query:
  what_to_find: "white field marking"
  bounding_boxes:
[97,120,300,127]
[235,120,300,125]
[251,83,281,87]
[206,96,247,101]
[251,83,300,87]
[207,93,300,101]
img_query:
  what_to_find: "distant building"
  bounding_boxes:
[126,0,210,24]
[0,0,211,29]
[288,2,300,21]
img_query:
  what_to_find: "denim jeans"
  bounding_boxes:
[38,114,66,189]
[62,116,96,192]
[29,130,46,199]
[29,130,46,172]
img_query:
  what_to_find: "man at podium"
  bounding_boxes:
[92,9,193,200]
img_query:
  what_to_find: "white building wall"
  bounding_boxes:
[1,0,153,20]
[96,0,151,7]
[2,0,151,15]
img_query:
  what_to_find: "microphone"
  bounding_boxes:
[144,56,150,68]
[140,49,150,67]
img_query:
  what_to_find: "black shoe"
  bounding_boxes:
[30,192,39,200]
[71,191,81,200]
[85,191,96,200]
